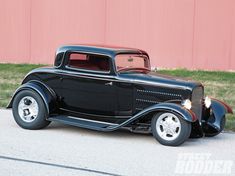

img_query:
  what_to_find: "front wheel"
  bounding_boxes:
[12,90,51,130]
[151,112,191,146]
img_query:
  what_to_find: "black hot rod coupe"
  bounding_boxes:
[7,45,233,146]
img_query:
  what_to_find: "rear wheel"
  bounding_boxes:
[12,90,51,130]
[151,112,191,146]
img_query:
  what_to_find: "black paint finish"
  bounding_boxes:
[7,45,233,135]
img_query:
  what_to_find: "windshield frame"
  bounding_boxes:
[114,53,151,74]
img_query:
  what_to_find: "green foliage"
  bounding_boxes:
[0,64,45,107]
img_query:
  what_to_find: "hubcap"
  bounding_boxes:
[18,96,39,123]
[156,113,181,141]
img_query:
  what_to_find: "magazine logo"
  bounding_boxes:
[175,153,233,174]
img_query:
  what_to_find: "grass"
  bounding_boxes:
[0,64,45,107]
[158,69,235,131]
[0,64,234,131]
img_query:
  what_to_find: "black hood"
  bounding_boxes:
[119,71,202,91]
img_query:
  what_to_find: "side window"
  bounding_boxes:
[54,52,63,67]
[68,53,110,72]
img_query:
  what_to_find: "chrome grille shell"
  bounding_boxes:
[191,86,204,122]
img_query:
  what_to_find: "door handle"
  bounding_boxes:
[105,82,113,86]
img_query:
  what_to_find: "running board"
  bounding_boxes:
[48,115,119,132]
[48,104,184,132]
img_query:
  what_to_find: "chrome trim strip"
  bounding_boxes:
[136,99,159,104]
[137,89,181,97]
[135,108,144,110]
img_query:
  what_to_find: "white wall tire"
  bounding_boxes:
[151,112,191,146]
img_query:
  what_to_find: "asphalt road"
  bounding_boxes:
[0,109,235,176]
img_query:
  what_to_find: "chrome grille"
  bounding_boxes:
[191,86,204,121]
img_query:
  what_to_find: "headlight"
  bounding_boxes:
[204,96,211,108]
[181,99,192,110]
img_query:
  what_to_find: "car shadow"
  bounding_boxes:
[46,121,152,139]
[44,122,234,148]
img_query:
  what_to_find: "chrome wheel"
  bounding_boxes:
[156,113,181,141]
[18,96,39,123]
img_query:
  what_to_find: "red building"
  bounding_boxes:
[0,0,235,70]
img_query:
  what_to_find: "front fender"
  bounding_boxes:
[110,103,197,131]
[203,99,233,133]
[7,80,57,115]
[139,103,197,122]
[211,98,233,115]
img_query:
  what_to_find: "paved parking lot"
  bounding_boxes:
[0,109,235,176]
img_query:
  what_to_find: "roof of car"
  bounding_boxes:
[56,44,148,57]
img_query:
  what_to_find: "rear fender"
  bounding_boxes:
[7,80,57,115]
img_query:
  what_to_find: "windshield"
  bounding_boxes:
[115,54,150,73]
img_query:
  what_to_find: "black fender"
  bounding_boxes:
[7,80,57,115]
[132,103,198,123]
[203,98,233,133]
[107,103,197,131]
